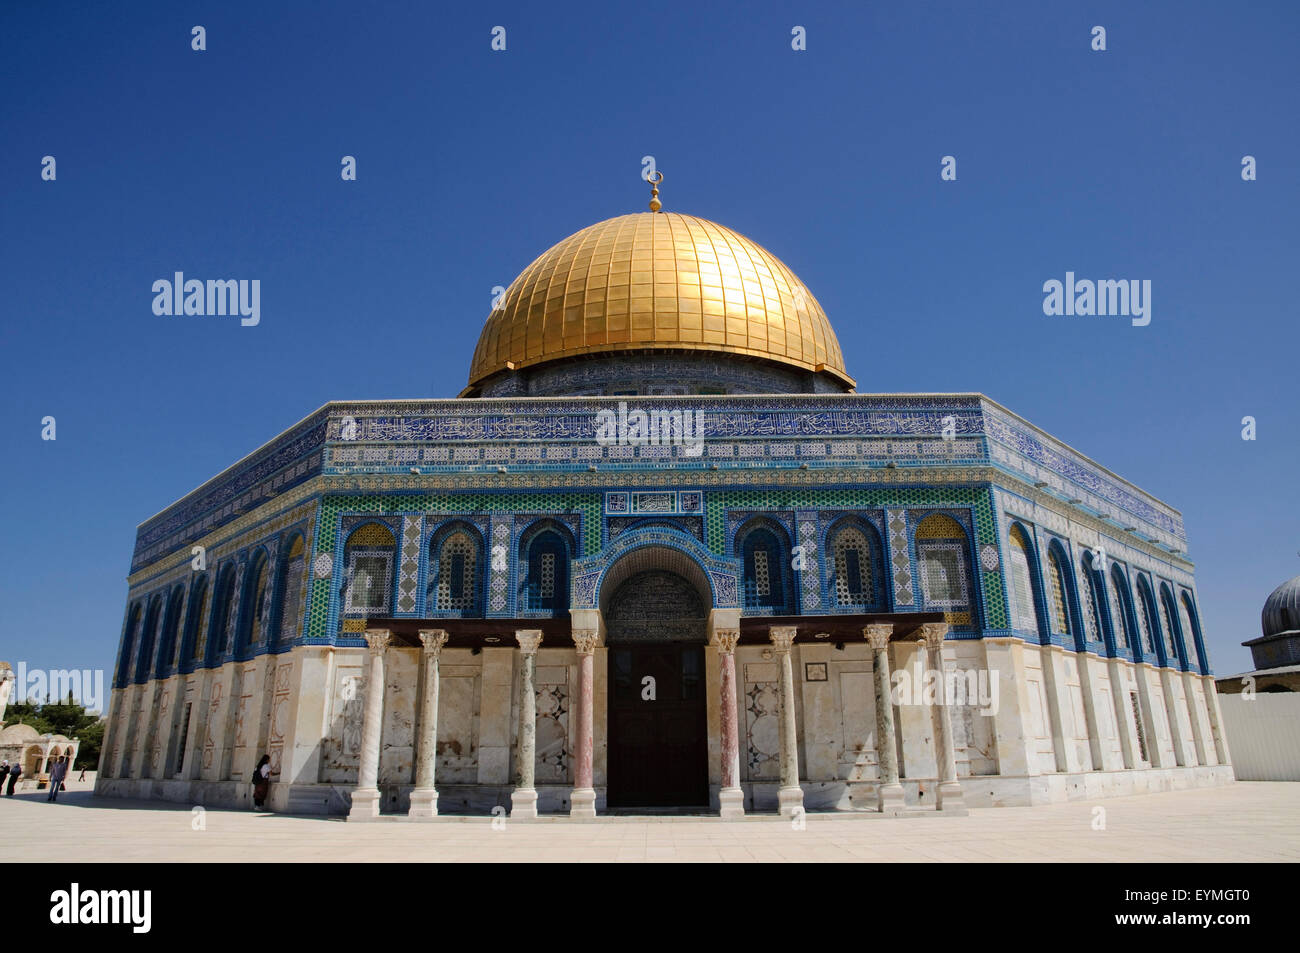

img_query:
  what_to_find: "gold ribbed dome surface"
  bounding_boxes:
[465,212,852,391]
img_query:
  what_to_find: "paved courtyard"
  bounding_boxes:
[1,778,1296,862]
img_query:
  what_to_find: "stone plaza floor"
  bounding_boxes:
[1,777,1296,862]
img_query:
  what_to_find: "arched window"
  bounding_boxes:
[915,514,973,623]
[274,535,307,647]
[428,524,484,616]
[1046,547,1072,637]
[1180,592,1205,671]
[116,604,142,688]
[831,527,872,606]
[135,598,163,682]
[737,519,795,612]
[523,527,570,614]
[1108,567,1134,651]
[1078,554,1104,644]
[1006,525,1041,636]
[186,575,211,663]
[1134,577,1157,657]
[343,522,397,614]
[210,565,238,659]
[1158,585,1180,664]
[238,550,272,651]
[159,587,185,674]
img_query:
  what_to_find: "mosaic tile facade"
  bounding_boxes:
[886,507,915,607]
[113,393,1214,678]
[396,516,421,613]
[796,511,821,611]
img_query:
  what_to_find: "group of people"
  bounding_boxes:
[1,756,84,800]
[0,754,272,809]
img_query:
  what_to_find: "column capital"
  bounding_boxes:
[362,629,393,653]
[418,629,450,654]
[515,629,544,655]
[711,629,741,655]
[863,623,894,650]
[768,626,798,653]
[572,629,600,656]
[918,622,950,647]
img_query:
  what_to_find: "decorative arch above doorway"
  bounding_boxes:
[570,525,741,612]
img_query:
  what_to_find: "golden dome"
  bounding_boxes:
[464,212,853,394]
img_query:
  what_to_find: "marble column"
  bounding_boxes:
[570,628,599,818]
[408,629,449,819]
[1073,650,1110,770]
[1044,645,1082,771]
[1158,667,1188,767]
[1201,675,1231,767]
[769,626,803,817]
[347,629,391,821]
[920,623,968,813]
[865,623,905,814]
[713,627,744,819]
[1106,657,1140,770]
[511,629,543,819]
[1179,669,1210,766]
[1134,663,1166,768]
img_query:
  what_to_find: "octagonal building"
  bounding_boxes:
[96,203,1234,817]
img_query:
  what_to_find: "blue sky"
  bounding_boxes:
[2,0,1296,688]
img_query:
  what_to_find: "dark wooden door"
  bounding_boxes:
[607,643,708,808]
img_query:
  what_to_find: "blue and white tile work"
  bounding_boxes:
[120,392,1201,663]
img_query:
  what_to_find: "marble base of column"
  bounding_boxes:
[876,781,906,816]
[719,786,745,819]
[848,782,874,811]
[347,788,381,821]
[408,787,440,819]
[935,780,967,814]
[777,785,805,817]
[569,787,596,818]
[510,788,538,819]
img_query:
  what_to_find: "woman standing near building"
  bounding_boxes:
[252,755,271,811]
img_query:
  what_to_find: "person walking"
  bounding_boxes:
[47,757,68,802]
[5,762,21,796]
[252,754,271,811]
[77,765,87,782]
[0,761,8,787]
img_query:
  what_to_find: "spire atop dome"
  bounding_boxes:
[647,170,663,212]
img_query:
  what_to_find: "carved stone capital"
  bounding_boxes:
[768,626,798,653]
[572,629,600,656]
[711,629,741,655]
[418,629,450,655]
[863,623,894,650]
[918,622,950,647]
[515,629,544,655]
[362,629,393,653]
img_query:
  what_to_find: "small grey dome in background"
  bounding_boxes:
[1261,575,1300,637]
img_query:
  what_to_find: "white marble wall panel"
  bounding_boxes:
[437,663,481,783]
[378,649,416,785]
[320,657,364,784]
[743,658,780,781]
[534,657,572,785]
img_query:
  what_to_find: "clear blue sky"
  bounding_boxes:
[2,1,1296,687]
